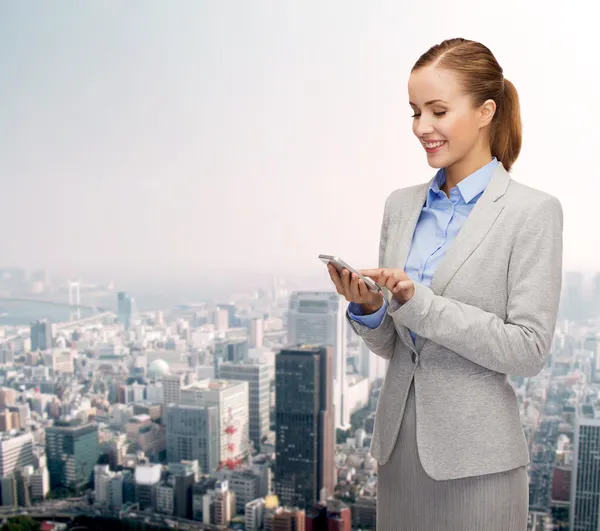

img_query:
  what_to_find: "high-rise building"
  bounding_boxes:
[287,292,348,428]
[0,432,34,478]
[162,373,187,405]
[218,361,270,449]
[275,345,335,509]
[180,379,250,466]
[202,479,236,527]
[117,291,134,330]
[224,466,270,514]
[571,406,600,530]
[214,339,249,375]
[216,304,237,328]
[168,461,199,519]
[245,497,266,531]
[46,421,99,492]
[156,481,175,515]
[306,499,352,531]
[166,404,219,475]
[250,318,264,348]
[30,319,53,352]
[0,476,17,507]
[0,388,17,407]
[135,463,161,510]
[94,465,113,506]
[265,506,306,530]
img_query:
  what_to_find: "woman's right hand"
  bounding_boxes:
[327,264,385,314]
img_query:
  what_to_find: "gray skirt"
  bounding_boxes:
[377,379,528,531]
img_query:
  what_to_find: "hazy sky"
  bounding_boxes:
[1,1,597,286]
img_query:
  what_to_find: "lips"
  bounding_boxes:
[423,140,447,153]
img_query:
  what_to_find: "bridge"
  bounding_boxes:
[0,311,117,346]
[0,297,109,312]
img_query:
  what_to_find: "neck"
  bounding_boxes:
[443,147,493,194]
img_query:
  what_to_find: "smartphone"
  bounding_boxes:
[318,254,382,293]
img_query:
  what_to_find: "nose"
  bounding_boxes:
[413,115,435,138]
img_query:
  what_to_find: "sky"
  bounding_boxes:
[1,1,597,289]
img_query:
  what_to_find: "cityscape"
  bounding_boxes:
[2,4,599,531]
[0,267,598,530]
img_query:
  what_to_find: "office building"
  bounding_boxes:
[306,499,352,530]
[162,373,187,405]
[264,506,306,530]
[245,497,266,531]
[168,460,199,519]
[0,432,34,478]
[46,421,99,491]
[214,339,249,375]
[135,463,161,510]
[275,345,335,509]
[287,291,348,428]
[30,319,53,351]
[156,481,175,515]
[202,479,236,527]
[571,407,600,530]
[180,379,250,466]
[218,361,270,449]
[166,404,219,475]
[250,318,264,348]
[117,291,134,330]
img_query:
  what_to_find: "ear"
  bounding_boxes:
[479,99,496,128]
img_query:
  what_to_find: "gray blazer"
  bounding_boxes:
[347,163,563,481]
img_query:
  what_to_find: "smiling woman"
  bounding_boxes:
[409,38,521,193]
[329,37,563,531]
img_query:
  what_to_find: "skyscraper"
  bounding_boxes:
[166,404,219,475]
[180,379,250,467]
[218,361,270,449]
[214,339,249,376]
[46,421,99,492]
[162,373,187,405]
[0,432,34,478]
[275,345,334,509]
[117,291,134,330]
[30,319,52,351]
[287,292,348,428]
[570,406,600,530]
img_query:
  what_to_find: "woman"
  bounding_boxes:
[327,38,563,530]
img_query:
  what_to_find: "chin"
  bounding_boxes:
[426,150,459,170]
[425,154,449,169]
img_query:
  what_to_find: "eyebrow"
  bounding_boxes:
[409,99,449,107]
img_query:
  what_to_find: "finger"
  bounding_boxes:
[356,278,370,299]
[327,265,343,293]
[380,270,401,291]
[341,268,352,297]
[349,273,361,301]
[393,280,413,293]
[360,268,382,280]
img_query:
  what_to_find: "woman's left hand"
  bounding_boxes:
[360,268,416,304]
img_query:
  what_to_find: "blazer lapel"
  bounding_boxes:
[390,164,511,353]
[388,184,428,351]
[428,164,511,296]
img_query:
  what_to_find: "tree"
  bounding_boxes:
[1,516,40,531]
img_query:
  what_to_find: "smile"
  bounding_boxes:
[423,140,447,153]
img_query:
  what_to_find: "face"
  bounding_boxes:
[408,66,495,169]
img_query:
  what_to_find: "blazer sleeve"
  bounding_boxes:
[387,196,563,377]
[346,193,400,360]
